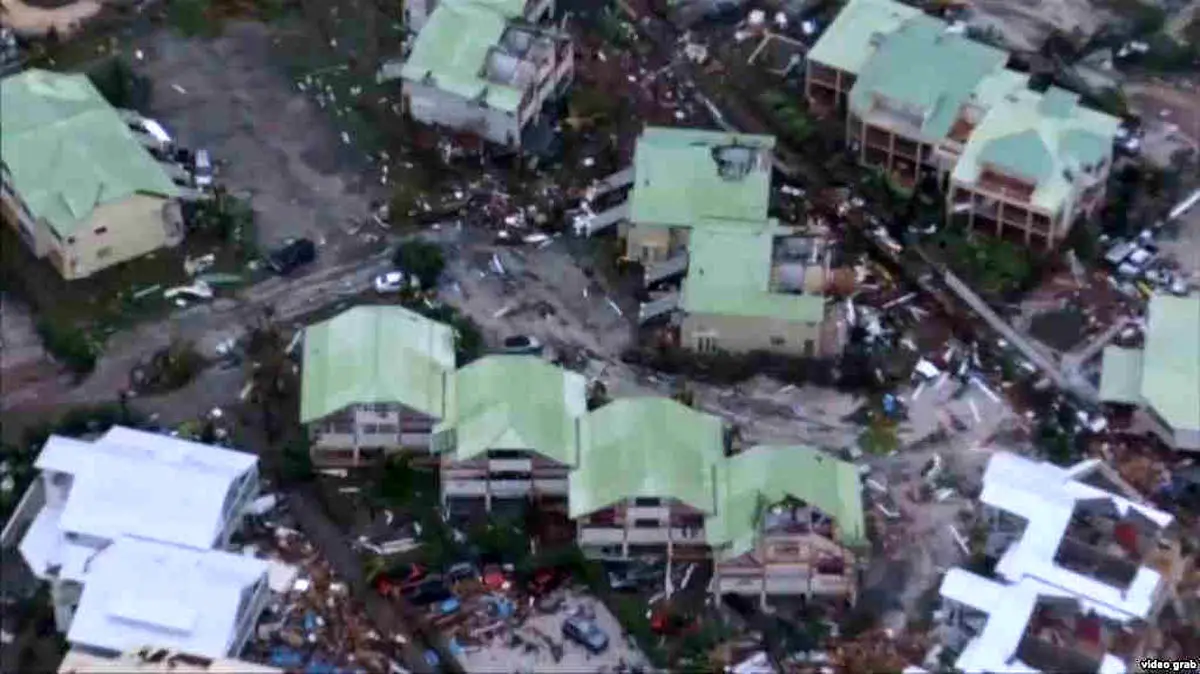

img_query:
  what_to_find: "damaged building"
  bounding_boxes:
[299,305,457,467]
[0,69,185,280]
[0,427,268,660]
[378,0,573,151]
[806,0,1121,249]
[434,354,587,517]
[937,452,1182,673]
[59,648,281,673]
[584,127,839,356]
[1099,294,1200,452]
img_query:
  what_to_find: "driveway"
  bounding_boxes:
[132,22,385,264]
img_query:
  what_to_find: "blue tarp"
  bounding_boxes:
[437,597,461,615]
[270,647,305,669]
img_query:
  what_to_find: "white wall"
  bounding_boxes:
[403,82,522,148]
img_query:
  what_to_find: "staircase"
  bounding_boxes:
[644,254,689,286]
[594,166,634,196]
[638,292,680,323]
[583,202,630,236]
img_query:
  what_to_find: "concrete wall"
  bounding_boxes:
[403,82,523,148]
[681,311,823,357]
[60,194,181,280]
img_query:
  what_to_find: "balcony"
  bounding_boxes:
[532,478,569,494]
[0,478,45,550]
[490,459,532,474]
[626,506,669,521]
[444,480,488,497]
[489,480,533,498]
[313,431,356,449]
[626,527,671,544]
[579,527,626,545]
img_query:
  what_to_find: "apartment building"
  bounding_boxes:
[1099,294,1200,452]
[938,452,1181,673]
[402,0,554,33]
[806,0,1120,248]
[679,226,837,357]
[435,355,587,516]
[60,648,281,674]
[569,397,727,560]
[379,0,573,150]
[1,69,183,280]
[300,305,457,467]
[65,537,270,660]
[0,427,262,650]
[707,446,865,607]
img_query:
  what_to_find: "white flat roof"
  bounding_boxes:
[943,570,1131,674]
[66,537,268,659]
[979,452,1171,620]
[30,428,258,551]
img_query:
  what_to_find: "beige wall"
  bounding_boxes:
[681,312,823,357]
[60,194,180,280]
[624,224,689,264]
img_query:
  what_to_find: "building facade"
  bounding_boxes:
[299,305,457,467]
[1,70,183,280]
[806,0,1120,249]
[0,427,263,651]
[381,0,573,150]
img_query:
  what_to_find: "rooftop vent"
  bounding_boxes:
[711,144,758,182]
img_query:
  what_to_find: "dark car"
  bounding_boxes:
[445,562,479,584]
[402,576,452,606]
[267,238,316,275]
[499,335,543,355]
[562,616,609,654]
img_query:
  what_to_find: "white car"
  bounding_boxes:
[193,149,213,188]
[374,271,409,293]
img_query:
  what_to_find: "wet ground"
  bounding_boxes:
[130,22,384,264]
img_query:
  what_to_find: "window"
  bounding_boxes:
[94,226,108,235]
[803,340,815,357]
[96,246,113,260]
[361,423,379,434]
[673,514,705,529]
[770,336,785,347]
[634,518,661,529]
[490,450,524,460]
[634,497,660,507]
[696,335,718,353]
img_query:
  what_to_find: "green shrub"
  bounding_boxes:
[393,240,446,290]
[36,319,97,377]
[169,0,215,37]
[87,57,152,111]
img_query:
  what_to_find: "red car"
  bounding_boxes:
[528,567,570,597]
[373,562,426,597]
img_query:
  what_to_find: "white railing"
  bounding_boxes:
[443,480,488,497]
[578,527,626,545]
[489,459,532,474]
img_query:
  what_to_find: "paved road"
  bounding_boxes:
[0,251,392,413]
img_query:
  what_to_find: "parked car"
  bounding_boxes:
[499,335,542,355]
[372,562,426,597]
[374,271,409,294]
[445,562,479,584]
[562,616,609,654]
[193,149,214,188]
[402,576,452,606]
[527,567,570,597]
[267,238,316,275]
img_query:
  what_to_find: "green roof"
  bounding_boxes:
[848,15,1008,143]
[437,355,587,464]
[807,0,922,75]
[0,69,179,238]
[300,305,456,423]
[394,0,522,111]
[681,226,826,323]
[953,85,1121,214]
[1099,346,1145,405]
[1139,295,1200,433]
[629,127,775,228]
[568,398,725,517]
[707,445,866,560]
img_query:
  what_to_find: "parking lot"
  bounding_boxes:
[130,22,385,266]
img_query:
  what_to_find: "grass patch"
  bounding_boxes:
[35,319,98,378]
[757,89,815,145]
[925,226,1037,297]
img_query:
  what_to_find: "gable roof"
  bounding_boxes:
[806,0,922,75]
[438,355,587,464]
[1139,294,1200,433]
[66,537,268,658]
[392,0,525,112]
[300,305,456,423]
[681,226,826,323]
[953,85,1121,214]
[629,127,775,228]
[0,69,178,238]
[1098,345,1145,405]
[706,445,866,560]
[568,398,725,517]
[848,14,1009,142]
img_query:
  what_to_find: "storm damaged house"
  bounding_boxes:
[706,446,866,606]
[806,0,1120,248]
[583,127,840,356]
[300,305,456,467]
[434,355,587,517]
[0,428,267,659]
[378,0,573,151]
[937,452,1182,673]
[1099,294,1200,452]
